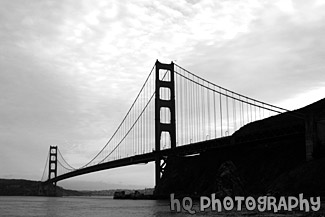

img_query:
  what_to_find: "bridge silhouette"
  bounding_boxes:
[40,60,293,192]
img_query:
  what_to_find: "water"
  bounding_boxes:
[0,196,324,217]
[0,196,176,217]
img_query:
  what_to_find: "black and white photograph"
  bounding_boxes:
[0,0,324,216]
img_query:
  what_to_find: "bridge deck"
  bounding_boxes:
[47,119,304,184]
[47,136,232,183]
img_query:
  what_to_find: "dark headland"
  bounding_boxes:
[154,98,325,199]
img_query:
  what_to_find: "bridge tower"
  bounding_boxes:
[39,146,58,196]
[155,60,176,188]
[48,146,58,186]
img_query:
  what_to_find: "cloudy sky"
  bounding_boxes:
[1,0,325,190]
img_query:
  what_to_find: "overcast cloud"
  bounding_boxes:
[0,0,324,189]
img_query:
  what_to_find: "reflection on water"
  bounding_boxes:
[0,196,323,217]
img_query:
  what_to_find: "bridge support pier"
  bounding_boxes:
[154,60,176,189]
[305,112,325,160]
[305,114,316,161]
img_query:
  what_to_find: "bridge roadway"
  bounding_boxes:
[47,136,232,183]
[46,116,305,184]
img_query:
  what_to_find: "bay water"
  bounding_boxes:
[0,196,323,217]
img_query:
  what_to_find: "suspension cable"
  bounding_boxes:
[99,91,155,163]
[98,69,170,163]
[174,63,290,113]
[40,149,49,181]
[57,159,74,171]
[57,148,76,170]
[174,71,288,115]
[80,64,156,168]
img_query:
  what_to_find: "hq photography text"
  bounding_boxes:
[170,193,321,214]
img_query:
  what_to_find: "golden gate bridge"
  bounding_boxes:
[40,60,292,193]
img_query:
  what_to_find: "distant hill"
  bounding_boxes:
[0,179,42,196]
[0,179,87,196]
[0,178,153,197]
